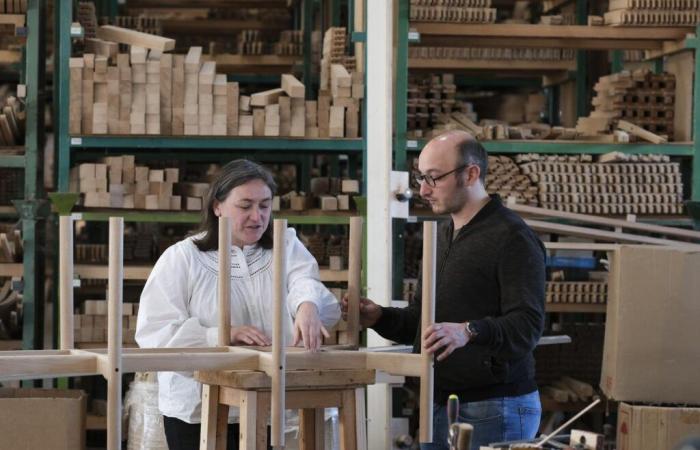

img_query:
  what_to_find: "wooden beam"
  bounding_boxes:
[218,217,231,346]
[617,119,667,144]
[96,25,175,52]
[199,384,221,450]
[107,217,124,450]
[59,216,74,350]
[344,217,363,347]
[420,221,436,444]
[250,87,285,107]
[281,74,305,98]
[508,202,700,242]
[271,219,287,447]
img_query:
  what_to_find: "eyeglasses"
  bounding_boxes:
[413,164,468,187]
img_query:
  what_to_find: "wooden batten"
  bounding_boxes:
[59,216,74,350]
[218,217,231,346]
[107,217,124,450]
[271,219,288,447]
[420,221,437,444]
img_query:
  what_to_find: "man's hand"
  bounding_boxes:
[230,325,272,346]
[293,302,330,352]
[340,294,382,328]
[423,322,469,361]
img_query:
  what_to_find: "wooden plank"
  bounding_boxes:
[617,119,667,144]
[420,222,436,444]
[96,25,175,52]
[281,74,305,98]
[250,87,285,107]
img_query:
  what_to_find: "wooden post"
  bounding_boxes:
[345,216,363,347]
[107,217,124,450]
[420,221,436,444]
[271,219,287,447]
[218,217,231,346]
[59,215,74,350]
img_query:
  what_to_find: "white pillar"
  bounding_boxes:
[366,0,394,448]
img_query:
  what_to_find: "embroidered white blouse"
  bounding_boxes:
[135,228,341,423]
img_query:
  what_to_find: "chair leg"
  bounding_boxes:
[239,390,258,450]
[200,384,228,450]
[355,388,367,450]
[339,390,357,450]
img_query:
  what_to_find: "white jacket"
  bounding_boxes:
[135,228,341,423]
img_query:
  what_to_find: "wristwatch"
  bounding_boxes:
[464,322,479,340]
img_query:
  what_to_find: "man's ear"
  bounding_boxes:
[467,165,481,186]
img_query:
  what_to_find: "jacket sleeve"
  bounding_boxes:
[371,277,422,345]
[135,242,220,349]
[470,230,545,360]
[285,229,341,329]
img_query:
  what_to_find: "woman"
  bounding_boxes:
[136,159,341,450]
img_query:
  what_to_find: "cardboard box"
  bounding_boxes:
[601,246,700,404]
[617,402,700,450]
[0,388,86,450]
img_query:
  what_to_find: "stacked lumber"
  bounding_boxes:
[410,0,496,23]
[0,1,26,13]
[407,73,473,138]
[0,168,21,204]
[75,300,139,344]
[70,156,209,211]
[0,94,23,146]
[409,46,575,61]
[535,323,604,387]
[320,27,355,91]
[518,153,684,214]
[485,156,538,205]
[604,0,700,26]
[546,281,608,305]
[274,178,359,212]
[105,16,161,36]
[577,69,675,140]
[275,30,304,56]
[0,227,20,263]
[77,1,97,38]
[299,231,350,268]
[70,26,362,138]
[0,280,21,340]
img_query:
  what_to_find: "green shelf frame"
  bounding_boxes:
[0,155,26,168]
[405,140,695,156]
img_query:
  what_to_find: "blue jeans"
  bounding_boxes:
[420,390,541,450]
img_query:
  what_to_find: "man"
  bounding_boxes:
[342,130,545,450]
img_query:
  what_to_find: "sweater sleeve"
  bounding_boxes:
[371,278,422,345]
[285,229,341,329]
[470,230,545,360]
[135,242,220,349]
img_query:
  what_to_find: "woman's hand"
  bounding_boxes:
[230,325,272,346]
[293,302,330,352]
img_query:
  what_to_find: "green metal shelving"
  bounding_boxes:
[0,0,48,351]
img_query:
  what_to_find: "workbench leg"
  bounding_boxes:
[239,390,258,450]
[339,390,357,450]
[256,394,267,450]
[200,384,228,450]
[355,388,367,450]
[299,408,325,450]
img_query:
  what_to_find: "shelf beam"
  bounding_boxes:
[408,58,575,72]
[411,23,694,50]
[69,136,363,151]
[406,140,694,155]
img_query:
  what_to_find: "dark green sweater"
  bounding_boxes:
[373,195,545,403]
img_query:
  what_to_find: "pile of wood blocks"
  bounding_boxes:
[546,281,608,305]
[485,156,538,205]
[409,46,575,61]
[74,299,138,344]
[410,0,496,23]
[71,156,208,211]
[0,94,24,146]
[274,178,360,212]
[517,153,684,214]
[69,25,362,138]
[577,69,675,140]
[604,0,700,26]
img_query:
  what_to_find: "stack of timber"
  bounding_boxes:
[0,1,27,13]
[75,300,138,345]
[407,73,474,138]
[409,0,497,23]
[0,94,23,145]
[0,279,21,340]
[0,226,20,263]
[409,46,575,61]
[485,155,538,205]
[604,0,700,26]
[102,15,162,36]
[546,281,608,305]
[76,1,97,38]
[576,69,675,141]
[70,156,208,211]
[274,178,360,212]
[518,153,684,214]
[300,231,350,268]
[69,25,362,138]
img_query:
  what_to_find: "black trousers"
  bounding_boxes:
[163,416,271,450]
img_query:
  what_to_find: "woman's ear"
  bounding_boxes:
[213,200,220,217]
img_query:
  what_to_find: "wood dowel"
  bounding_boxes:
[59,215,74,350]
[346,216,363,347]
[107,217,124,450]
[218,217,231,347]
[271,219,287,447]
[420,221,436,444]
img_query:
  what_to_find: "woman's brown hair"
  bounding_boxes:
[192,159,277,251]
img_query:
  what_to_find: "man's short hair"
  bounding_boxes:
[457,139,488,183]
